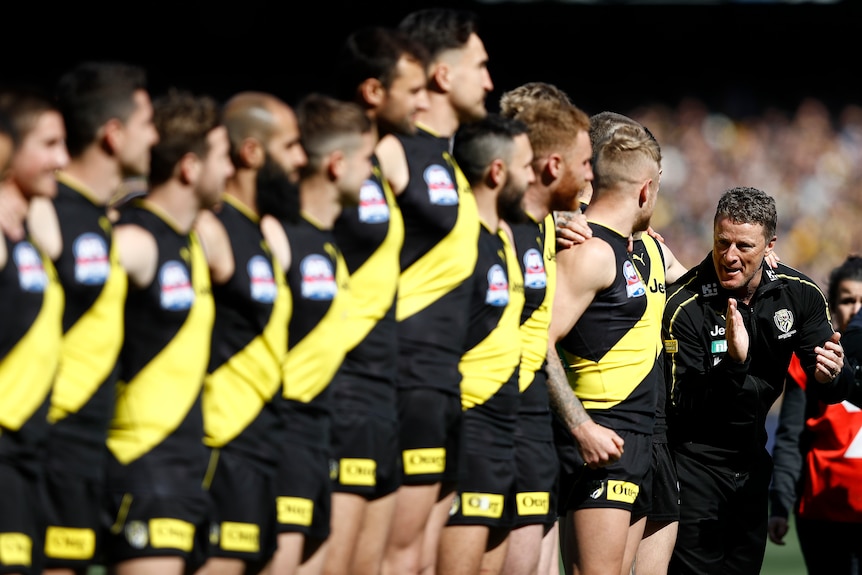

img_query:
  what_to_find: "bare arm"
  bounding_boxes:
[194,208,235,286]
[547,238,625,467]
[26,197,63,261]
[375,134,409,196]
[114,223,158,289]
[260,214,291,274]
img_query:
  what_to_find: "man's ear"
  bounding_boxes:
[327,150,346,181]
[101,118,125,155]
[546,153,563,179]
[178,152,201,185]
[487,158,506,188]
[428,62,451,93]
[240,137,264,170]
[359,78,385,107]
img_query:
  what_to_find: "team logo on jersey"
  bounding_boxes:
[485,264,509,306]
[522,248,547,289]
[124,521,148,549]
[14,242,47,292]
[300,254,337,300]
[423,164,458,206]
[358,179,390,223]
[623,260,645,298]
[73,232,110,285]
[159,260,195,310]
[247,255,277,303]
[588,480,606,500]
[702,283,719,297]
[774,309,795,337]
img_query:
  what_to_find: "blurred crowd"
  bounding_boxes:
[628,97,862,289]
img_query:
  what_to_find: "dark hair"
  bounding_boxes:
[453,113,528,186]
[149,89,221,187]
[714,186,778,241]
[334,26,429,102]
[828,255,862,312]
[55,61,147,156]
[398,8,478,60]
[0,85,59,145]
[296,92,371,175]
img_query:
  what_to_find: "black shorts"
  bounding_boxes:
[330,406,400,499]
[0,462,43,575]
[446,452,515,529]
[275,441,331,541]
[509,433,558,529]
[397,388,462,486]
[207,448,278,567]
[556,429,651,515]
[40,465,103,568]
[632,441,679,524]
[103,487,213,569]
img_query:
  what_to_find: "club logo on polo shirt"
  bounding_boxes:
[358,179,389,223]
[523,248,547,289]
[73,232,110,285]
[159,261,195,310]
[247,255,277,303]
[299,254,337,301]
[14,242,47,292]
[424,164,458,206]
[774,309,796,339]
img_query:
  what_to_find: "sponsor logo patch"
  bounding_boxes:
[623,260,645,298]
[339,458,377,486]
[277,497,314,527]
[516,492,550,516]
[72,233,110,285]
[0,532,32,566]
[423,164,458,205]
[159,261,195,310]
[358,179,390,223]
[300,254,337,301]
[44,526,95,560]
[522,248,547,289]
[608,480,639,504]
[460,492,505,518]
[485,264,509,306]
[248,255,277,303]
[220,521,260,553]
[14,242,47,293]
[402,447,446,475]
[150,518,194,551]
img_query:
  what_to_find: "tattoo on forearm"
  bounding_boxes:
[546,348,590,431]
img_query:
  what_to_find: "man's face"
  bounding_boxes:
[118,90,159,177]
[833,279,862,332]
[447,33,493,124]
[712,216,775,294]
[266,103,307,183]
[196,126,234,209]
[11,110,68,198]
[498,133,535,219]
[376,56,429,136]
[338,132,376,208]
[550,130,593,212]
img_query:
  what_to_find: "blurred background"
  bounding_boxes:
[5,0,860,287]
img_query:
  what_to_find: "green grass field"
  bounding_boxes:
[761,516,807,575]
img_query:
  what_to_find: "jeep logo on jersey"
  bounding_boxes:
[358,179,389,223]
[623,260,645,298]
[73,232,110,285]
[523,248,547,289]
[247,255,277,303]
[485,264,509,307]
[423,164,458,206]
[299,254,337,301]
[774,309,794,334]
[159,260,194,310]
[14,242,47,292]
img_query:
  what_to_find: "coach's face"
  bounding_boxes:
[712,215,776,297]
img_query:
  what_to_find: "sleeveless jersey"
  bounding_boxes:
[108,200,214,487]
[280,214,350,445]
[629,234,668,440]
[458,226,524,451]
[203,195,290,471]
[394,124,479,395]
[0,233,63,473]
[509,213,556,440]
[331,158,403,409]
[47,174,128,477]
[787,355,862,522]
[557,222,657,433]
